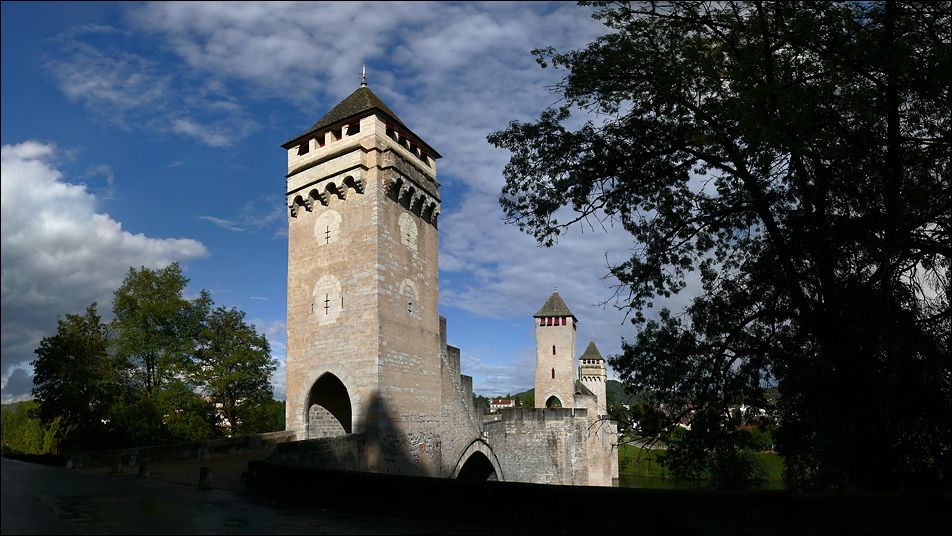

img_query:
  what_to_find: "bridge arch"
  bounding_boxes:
[450,439,504,481]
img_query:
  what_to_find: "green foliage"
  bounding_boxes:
[30,303,122,451]
[29,263,279,450]
[0,401,68,455]
[520,390,535,408]
[489,1,951,492]
[193,306,276,436]
[257,398,286,433]
[618,445,673,477]
[474,394,491,414]
[736,423,774,452]
[708,447,770,490]
[111,263,211,397]
[155,380,222,444]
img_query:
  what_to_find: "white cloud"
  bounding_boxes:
[464,346,536,397]
[44,24,258,147]
[46,38,171,129]
[198,194,286,234]
[0,141,209,387]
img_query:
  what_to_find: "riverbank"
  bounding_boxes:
[618,444,786,488]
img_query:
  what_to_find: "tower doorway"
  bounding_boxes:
[306,372,352,439]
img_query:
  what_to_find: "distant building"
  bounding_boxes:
[489,399,515,412]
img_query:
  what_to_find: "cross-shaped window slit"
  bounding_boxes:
[324,294,330,314]
[325,226,331,244]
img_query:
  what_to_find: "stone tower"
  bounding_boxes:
[283,85,446,474]
[533,290,578,408]
[579,339,608,416]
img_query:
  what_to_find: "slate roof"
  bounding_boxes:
[282,86,441,157]
[533,291,576,319]
[579,340,604,362]
[575,380,595,397]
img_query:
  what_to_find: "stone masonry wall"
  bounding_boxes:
[484,407,588,485]
[484,405,616,487]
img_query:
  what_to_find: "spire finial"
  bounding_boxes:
[359,64,369,88]
[554,285,557,292]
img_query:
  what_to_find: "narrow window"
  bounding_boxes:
[562,317,566,326]
[551,368,555,379]
[298,142,309,155]
[552,345,556,355]
[324,294,330,315]
[540,318,545,327]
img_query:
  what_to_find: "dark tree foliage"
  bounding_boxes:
[31,303,125,450]
[489,1,950,491]
[30,263,279,449]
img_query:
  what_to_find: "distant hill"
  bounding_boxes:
[607,379,639,405]
[1,402,26,413]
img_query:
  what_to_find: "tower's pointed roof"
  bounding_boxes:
[282,86,441,157]
[533,291,576,320]
[579,340,604,362]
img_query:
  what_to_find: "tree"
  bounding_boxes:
[0,400,67,455]
[489,1,949,491]
[30,303,123,450]
[193,306,276,437]
[111,263,211,398]
[522,390,535,408]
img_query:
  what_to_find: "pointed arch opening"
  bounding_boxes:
[306,372,352,439]
[456,451,498,481]
[545,395,563,408]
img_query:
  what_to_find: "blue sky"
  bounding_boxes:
[1,1,693,403]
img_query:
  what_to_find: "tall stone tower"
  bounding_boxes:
[579,339,608,416]
[283,84,445,474]
[533,290,578,408]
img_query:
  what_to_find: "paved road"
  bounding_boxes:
[0,457,479,535]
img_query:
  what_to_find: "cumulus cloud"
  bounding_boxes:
[0,141,209,399]
[464,347,537,397]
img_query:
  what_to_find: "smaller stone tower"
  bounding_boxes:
[533,290,578,409]
[579,340,608,416]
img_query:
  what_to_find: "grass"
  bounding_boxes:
[618,444,785,482]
